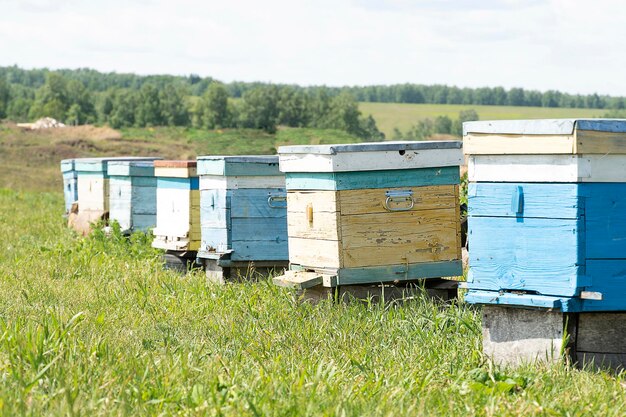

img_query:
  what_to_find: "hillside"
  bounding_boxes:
[0,123,362,192]
[360,102,606,138]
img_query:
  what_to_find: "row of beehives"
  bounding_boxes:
[61,118,626,315]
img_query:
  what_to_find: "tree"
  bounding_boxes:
[29,73,70,121]
[159,83,189,126]
[135,84,162,127]
[452,109,479,136]
[109,89,137,128]
[195,82,229,129]
[66,79,95,124]
[434,115,452,134]
[0,78,9,118]
[238,86,279,133]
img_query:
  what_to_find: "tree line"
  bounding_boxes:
[0,68,383,139]
[3,65,625,113]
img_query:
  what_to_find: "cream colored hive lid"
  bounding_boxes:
[463,119,626,155]
[278,141,463,173]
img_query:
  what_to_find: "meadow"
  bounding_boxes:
[1,188,626,415]
[360,102,606,138]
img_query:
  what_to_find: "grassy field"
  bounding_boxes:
[1,189,626,415]
[359,102,607,138]
[0,123,361,192]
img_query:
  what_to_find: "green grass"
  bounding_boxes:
[1,189,626,415]
[359,102,607,138]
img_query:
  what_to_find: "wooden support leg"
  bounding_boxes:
[163,251,197,274]
[576,313,626,371]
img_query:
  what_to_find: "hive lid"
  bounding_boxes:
[278,140,462,155]
[279,141,463,173]
[196,155,281,176]
[463,119,626,136]
[464,118,626,155]
[108,160,156,177]
[74,157,161,173]
[60,159,75,173]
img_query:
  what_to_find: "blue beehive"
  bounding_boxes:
[60,159,77,215]
[196,156,288,279]
[464,119,626,312]
[108,160,158,233]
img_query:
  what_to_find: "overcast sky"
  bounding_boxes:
[1,0,624,95]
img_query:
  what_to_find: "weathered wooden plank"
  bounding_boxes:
[273,270,324,289]
[336,261,462,285]
[584,184,626,259]
[279,148,463,173]
[468,183,582,219]
[229,189,287,218]
[200,175,286,190]
[464,290,580,311]
[482,305,568,366]
[464,119,577,136]
[230,239,289,261]
[286,167,460,191]
[467,216,583,297]
[338,185,457,215]
[287,190,338,213]
[576,129,626,154]
[464,133,575,155]
[288,237,341,269]
[340,208,459,268]
[580,261,626,312]
[287,190,339,240]
[156,177,199,190]
[78,176,109,211]
[279,140,462,155]
[108,161,155,177]
[196,155,281,176]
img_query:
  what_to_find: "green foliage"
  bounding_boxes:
[194,82,230,129]
[397,109,479,140]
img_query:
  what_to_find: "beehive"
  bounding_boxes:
[196,156,288,279]
[276,141,464,288]
[60,159,77,214]
[464,119,626,312]
[108,160,159,233]
[152,160,200,251]
[75,157,160,215]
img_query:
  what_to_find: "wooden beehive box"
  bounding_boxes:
[464,119,626,312]
[276,141,464,287]
[75,157,160,214]
[108,160,159,233]
[152,160,200,251]
[60,159,77,215]
[196,156,288,264]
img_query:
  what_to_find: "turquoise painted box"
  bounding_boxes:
[277,141,464,287]
[196,156,288,263]
[60,159,77,214]
[108,160,158,233]
[464,119,626,312]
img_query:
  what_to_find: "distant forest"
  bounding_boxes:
[0,65,624,137]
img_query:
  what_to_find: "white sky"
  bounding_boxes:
[1,0,625,95]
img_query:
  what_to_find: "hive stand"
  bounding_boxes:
[481,305,626,371]
[196,156,290,284]
[273,141,465,299]
[151,160,201,273]
[463,119,626,370]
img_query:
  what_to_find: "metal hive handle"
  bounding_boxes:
[384,190,414,212]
